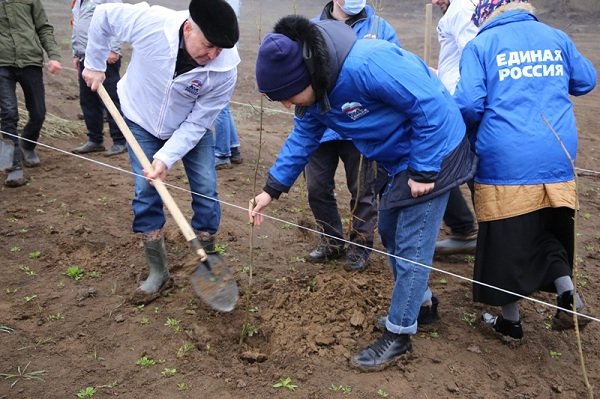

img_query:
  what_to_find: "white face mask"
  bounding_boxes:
[337,0,366,16]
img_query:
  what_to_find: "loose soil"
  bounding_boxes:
[1,1,599,398]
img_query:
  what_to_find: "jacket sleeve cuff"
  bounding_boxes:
[263,173,291,200]
[407,168,438,183]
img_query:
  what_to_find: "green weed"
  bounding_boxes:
[273,377,297,392]
[136,356,156,368]
[76,387,96,398]
[65,266,84,281]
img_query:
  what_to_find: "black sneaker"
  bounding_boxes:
[375,296,440,330]
[553,290,590,331]
[344,246,370,272]
[482,313,523,340]
[230,147,243,164]
[307,239,345,263]
[350,330,412,371]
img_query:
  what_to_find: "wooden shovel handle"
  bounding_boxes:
[97,84,207,260]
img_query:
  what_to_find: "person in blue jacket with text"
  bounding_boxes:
[249,15,476,370]
[454,0,596,340]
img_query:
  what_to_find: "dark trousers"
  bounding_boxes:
[304,140,377,247]
[443,185,477,236]
[0,66,46,169]
[78,59,124,145]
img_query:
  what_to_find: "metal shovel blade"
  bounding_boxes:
[0,139,15,172]
[190,254,239,312]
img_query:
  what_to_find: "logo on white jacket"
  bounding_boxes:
[341,101,369,121]
[185,79,204,96]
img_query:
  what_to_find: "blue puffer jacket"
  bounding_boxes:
[266,33,476,208]
[454,9,596,185]
[313,3,400,143]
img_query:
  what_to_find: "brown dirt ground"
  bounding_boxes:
[1,1,599,398]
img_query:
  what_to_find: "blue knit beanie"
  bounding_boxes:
[256,33,311,101]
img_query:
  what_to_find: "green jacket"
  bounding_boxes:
[0,0,61,68]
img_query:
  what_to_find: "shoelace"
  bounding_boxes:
[367,331,396,356]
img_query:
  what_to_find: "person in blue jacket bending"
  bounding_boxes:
[454,0,596,340]
[249,15,476,371]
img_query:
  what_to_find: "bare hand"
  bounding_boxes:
[407,179,434,198]
[72,57,80,69]
[144,159,168,185]
[248,192,273,226]
[107,51,120,64]
[82,68,106,92]
[47,60,62,75]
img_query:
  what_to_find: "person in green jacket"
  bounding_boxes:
[0,0,62,187]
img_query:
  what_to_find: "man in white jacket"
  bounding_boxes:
[432,0,480,256]
[82,0,240,304]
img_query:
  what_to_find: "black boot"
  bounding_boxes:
[350,330,412,371]
[375,296,440,330]
[553,290,589,331]
[307,237,345,263]
[482,313,523,340]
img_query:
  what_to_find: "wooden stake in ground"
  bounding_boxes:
[424,3,433,66]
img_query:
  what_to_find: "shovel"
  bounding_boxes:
[97,84,238,312]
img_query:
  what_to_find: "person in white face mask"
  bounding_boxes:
[301,0,399,272]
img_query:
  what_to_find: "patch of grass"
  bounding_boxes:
[273,377,297,392]
[89,271,99,279]
[0,362,46,388]
[136,356,156,368]
[161,368,177,377]
[176,343,195,359]
[28,250,41,259]
[214,244,227,255]
[76,387,96,398]
[140,316,150,325]
[65,265,84,281]
[329,384,352,394]
[164,318,181,332]
[19,265,36,276]
[462,312,477,327]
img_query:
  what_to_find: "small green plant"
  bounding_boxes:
[10,246,21,252]
[291,256,306,263]
[19,265,36,276]
[581,212,592,220]
[282,223,292,230]
[462,312,477,327]
[28,250,41,259]
[140,316,150,325]
[0,362,46,388]
[136,356,156,368]
[98,196,110,205]
[574,271,588,288]
[1,325,14,334]
[165,318,182,332]
[273,377,298,392]
[240,265,251,275]
[6,287,18,294]
[57,282,65,289]
[177,343,195,358]
[428,330,439,339]
[24,294,38,302]
[89,271,99,279]
[76,386,96,398]
[550,350,561,359]
[329,384,352,394]
[36,208,44,214]
[377,388,389,397]
[18,228,29,233]
[177,382,189,391]
[48,313,63,321]
[241,321,258,337]
[438,278,448,285]
[464,255,475,264]
[214,244,227,255]
[161,368,177,377]
[65,266,84,281]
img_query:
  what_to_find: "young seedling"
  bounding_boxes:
[164,318,182,332]
[550,350,562,359]
[140,316,150,325]
[1,325,14,334]
[241,321,258,337]
[28,250,41,259]
[376,388,389,397]
[65,265,84,281]
[48,313,63,321]
[272,377,298,392]
[240,265,251,275]
[176,343,195,359]
[177,382,189,391]
[136,356,156,368]
[36,208,44,214]
[161,368,177,377]
[19,265,36,276]
[24,294,38,303]
[10,246,21,252]
[214,244,227,255]
[329,384,352,394]
[462,312,477,327]
[97,196,110,205]
[89,271,99,279]
[0,362,46,388]
[76,387,96,398]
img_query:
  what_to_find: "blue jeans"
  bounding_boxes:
[214,105,240,158]
[125,119,220,234]
[379,191,449,335]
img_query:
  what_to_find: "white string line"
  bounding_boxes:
[3,130,598,324]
